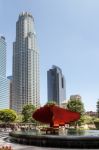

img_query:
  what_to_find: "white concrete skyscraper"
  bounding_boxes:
[13,12,40,112]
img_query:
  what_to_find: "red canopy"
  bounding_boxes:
[33,104,80,127]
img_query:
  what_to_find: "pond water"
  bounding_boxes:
[67,129,99,136]
[9,129,99,148]
[12,129,99,137]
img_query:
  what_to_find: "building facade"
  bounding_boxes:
[47,65,66,106]
[7,76,13,109]
[86,111,97,117]
[61,100,67,108]
[13,12,40,112]
[0,36,9,109]
[70,95,82,101]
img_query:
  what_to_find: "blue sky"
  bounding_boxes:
[1,0,99,111]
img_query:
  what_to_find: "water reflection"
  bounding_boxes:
[67,129,85,136]
[12,129,99,137]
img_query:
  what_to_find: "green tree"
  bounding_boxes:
[0,109,17,123]
[96,99,99,117]
[15,113,23,123]
[22,104,36,122]
[67,99,85,115]
[77,115,93,126]
[67,99,85,126]
[46,101,57,106]
[93,117,99,122]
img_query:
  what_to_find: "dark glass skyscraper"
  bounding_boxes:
[47,65,66,105]
[0,36,9,109]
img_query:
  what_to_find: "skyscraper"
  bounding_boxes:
[47,65,66,105]
[0,36,9,109]
[13,12,40,113]
[7,76,13,109]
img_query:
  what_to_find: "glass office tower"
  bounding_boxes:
[0,36,9,109]
[7,76,13,109]
[47,65,66,106]
[13,12,40,112]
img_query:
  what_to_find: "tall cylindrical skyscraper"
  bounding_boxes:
[13,12,40,113]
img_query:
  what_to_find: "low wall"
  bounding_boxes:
[9,131,99,148]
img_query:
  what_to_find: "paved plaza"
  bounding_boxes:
[0,131,97,150]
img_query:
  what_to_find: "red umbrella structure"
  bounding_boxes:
[33,104,80,127]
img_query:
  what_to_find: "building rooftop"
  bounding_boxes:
[19,12,33,20]
[0,36,5,40]
[7,76,13,80]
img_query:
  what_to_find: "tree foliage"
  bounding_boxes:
[46,101,57,106]
[78,115,94,125]
[67,99,85,115]
[0,109,17,123]
[67,99,85,126]
[15,114,23,123]
[22,104,36,122]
